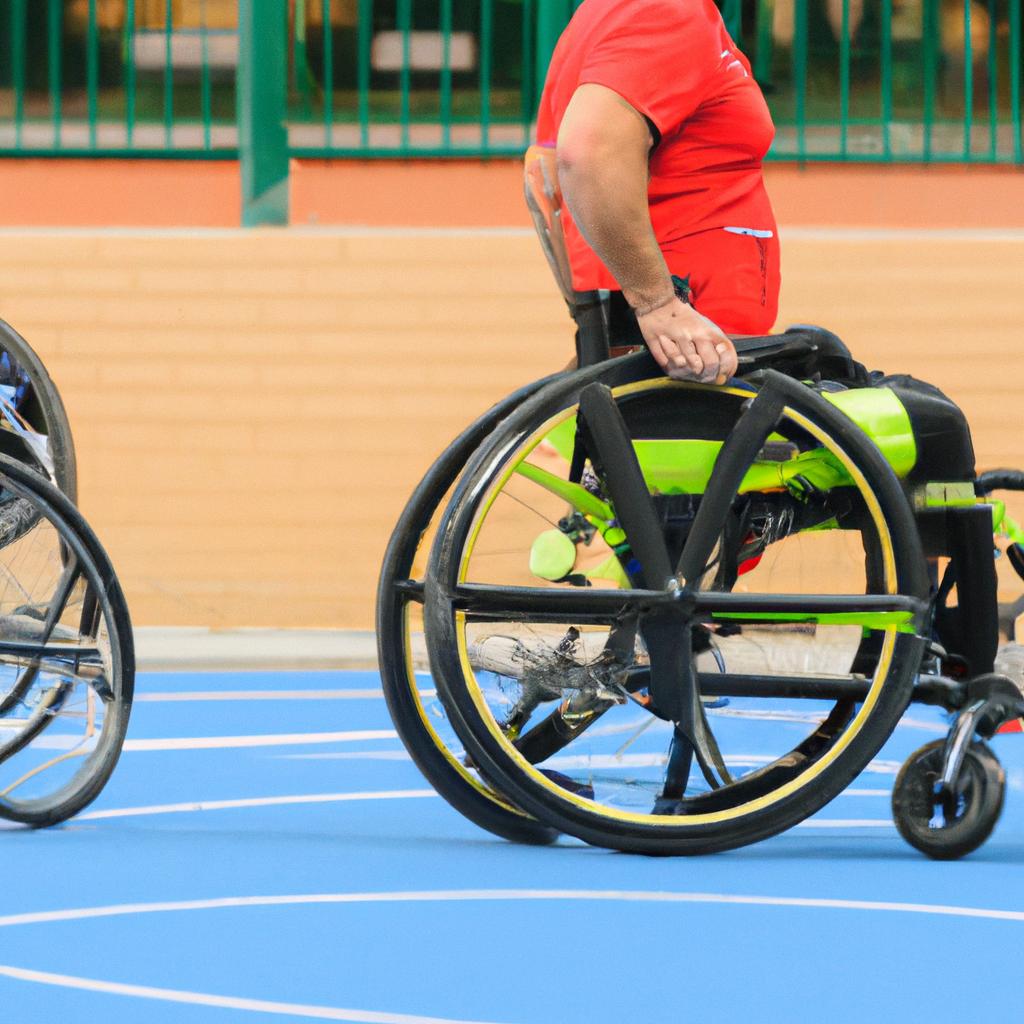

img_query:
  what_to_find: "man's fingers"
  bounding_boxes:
[715,340,739,383]
[662,335,702,376]
[645,334,670,369]
[691,336,722,383]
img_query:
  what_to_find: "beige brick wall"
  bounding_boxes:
[0,229,1022,627]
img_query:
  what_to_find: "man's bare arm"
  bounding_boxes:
[556,83,737,383]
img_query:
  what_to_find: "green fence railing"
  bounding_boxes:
[0,0,238,157]
[1,0,1022,164]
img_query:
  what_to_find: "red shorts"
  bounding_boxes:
[662,226,780,336]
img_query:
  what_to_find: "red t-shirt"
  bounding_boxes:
[536,0,778,298]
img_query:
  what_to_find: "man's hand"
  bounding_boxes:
[636,296,738,384]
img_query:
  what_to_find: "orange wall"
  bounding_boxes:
[3,228,1024,627]
[0,159,241,228]
[1,158,1023,626]
[2,157,1023,229]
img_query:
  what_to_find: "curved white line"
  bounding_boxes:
[120,731,399,751]
[0,965,504,1024]
[796,819,892,829]
[77,790,438,821]
[135,690,389,702]
[2,889,1024,931]
[74,788,883,824]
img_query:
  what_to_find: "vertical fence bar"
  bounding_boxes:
[987,0,997,159]
[357,0,370,148]
[839,0,850,157]
[793,0,808,159]
[87,0,99,148]
[293,0,313,115]
[721,0,741,40]
[48,0,62,149]
[12,0,26,150]
[322,0,334,148]
[963,0,974,158]
[1012,0,1022,163]
[520,0,533,146]
[480,0,493,152]
[238,0,289,225]
[164,0,174,148]
[125,0,136,147]
[922,0,936,159]
[754,0,774,85]
[200,0,212,150]
[880,0,892,159]
[536,0,571,108]
[440,0,452,148]
[397,0,411,151]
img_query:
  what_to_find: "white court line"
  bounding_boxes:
[3,889,1024,931]
[279,751,414,762]
[74,787,887,823]
[134,690,389,702]
[78,790,437,821]
[0,965,501,1024]
[121,730,399,751]
[796,819,892,829]
[9,887,1023,1021]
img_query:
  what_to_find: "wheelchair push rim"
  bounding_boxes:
[376,374,560,845]
[0,455,133,826]
[425,355,929,854]
[0,319,77,500]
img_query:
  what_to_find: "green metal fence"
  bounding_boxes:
[0,0,238,156]
[1,0,1022,163]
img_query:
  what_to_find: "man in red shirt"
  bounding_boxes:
[537,0,780,384]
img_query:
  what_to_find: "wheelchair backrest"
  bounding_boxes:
[524,144,575,306]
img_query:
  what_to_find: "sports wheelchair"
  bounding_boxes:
[377,152,1023,858]
[0,320,133,827]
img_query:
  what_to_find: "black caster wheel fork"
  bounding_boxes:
[941,673,1022,791]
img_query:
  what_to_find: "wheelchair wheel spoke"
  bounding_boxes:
[677,383,786,586]
[577,382,672,588]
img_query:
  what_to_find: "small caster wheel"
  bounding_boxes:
[892,739,1005,860]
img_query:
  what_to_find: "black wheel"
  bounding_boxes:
[376,376,559,845]
[426,353,928,855]
[0,320,76,499]
[892,738,1005,859]
[0,455,133,826]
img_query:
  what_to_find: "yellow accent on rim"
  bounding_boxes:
[403,601,530,818]
[452,377,905,828]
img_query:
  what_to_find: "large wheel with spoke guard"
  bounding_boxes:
[424,352,928,855]
[0,455,132,826]
[377,377,559,845]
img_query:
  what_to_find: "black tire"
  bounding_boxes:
[892,738,1005,860]
[426,354,928,854]
[376,377,559,845]
[0,455,133,826]
[0,320,77,500]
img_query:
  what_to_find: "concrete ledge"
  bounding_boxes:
[134,627,380,672]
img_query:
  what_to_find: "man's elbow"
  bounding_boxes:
[556,130,604,186]
[555,138,586,180]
